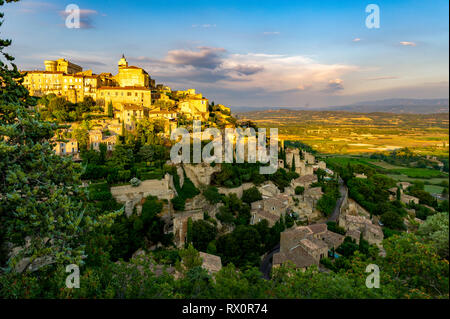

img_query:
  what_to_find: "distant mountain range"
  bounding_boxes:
[231,98,449,114]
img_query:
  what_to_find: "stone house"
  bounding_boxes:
[291,174,318,189]
[199,252,222,275]
[273,224,345,270]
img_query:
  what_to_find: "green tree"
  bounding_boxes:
[0,0,121,271]
[242,186,262,204]
[417,212,449,259]
[107,101,113,118]
[192,220,217,251]
[203,186,222,204]
[295,186,305,195]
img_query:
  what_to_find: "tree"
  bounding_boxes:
[107,101,113,118]
[417,212,449,259]
[0,0,121,272]
[316,168,326,183]
[192,220,217,251]
[186,218,193,245]
[242,186,262,204]
[380,211,405,230]
[108,144,134,170]
[73,121,90,150]
[203,186,222,204]
[177,244,203,272]
[295,186,305,195]
[316,194,336,217]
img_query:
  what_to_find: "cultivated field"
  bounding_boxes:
[236,110,449,156]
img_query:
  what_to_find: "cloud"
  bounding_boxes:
[400,41,416,47]
[17,1,54,13]
[323,79,344,93]
[165,47,226,69]
[365,76,398,81]
[128,47,357,100]
[230,64,264,76]
[352,38,361,42]
[263,32,280,35]
[59,8,99,29]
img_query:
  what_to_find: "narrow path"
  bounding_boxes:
[327,177,347,223]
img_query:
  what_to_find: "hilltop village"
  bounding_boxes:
[16,56,447,281]
[22,56,233,156]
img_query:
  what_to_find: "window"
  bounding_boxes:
[127,92,131,96]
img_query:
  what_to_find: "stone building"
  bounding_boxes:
[273,224,344,271]
[171,211,204,248]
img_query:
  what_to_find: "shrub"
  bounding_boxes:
[295,186,305,195]
[242,186,262,204]
[203,186,222,204]
[171,196,185,211]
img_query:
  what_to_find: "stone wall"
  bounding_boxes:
[172,211,204,248]
[217,182,254,199]
[110,174,174,216]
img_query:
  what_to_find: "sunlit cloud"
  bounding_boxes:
[400,41,416,46]
[352,38,361,42]
[365,76,399,81]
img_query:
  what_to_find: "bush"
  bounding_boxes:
[203,186,222,204]
[242,186,262,204]
[130,177,141,187]
[117,170,131,182]
[326,221,346,235]
[316,194,336,217]
[171,196,185,211]
[295,186,305,195]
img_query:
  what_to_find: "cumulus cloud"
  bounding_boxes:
[165,47,226,69]
[400,41,416,46]
[352,38,361,42]
[129,47,357,97]
[322,78,344,93]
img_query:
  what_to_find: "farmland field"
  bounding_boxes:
[424,184,445,194]
[237,110,449,156]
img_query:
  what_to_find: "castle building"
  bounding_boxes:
[22,55,154,108]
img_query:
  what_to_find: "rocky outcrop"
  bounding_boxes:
[182,163,221,187]
[111,174,175,216]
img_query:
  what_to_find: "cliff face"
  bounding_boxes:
[182,163,221,187]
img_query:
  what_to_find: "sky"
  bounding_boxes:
[1,0,449,108]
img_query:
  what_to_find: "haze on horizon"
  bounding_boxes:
[3,0,449,108]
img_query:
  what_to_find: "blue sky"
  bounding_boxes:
[2,0,449,108]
